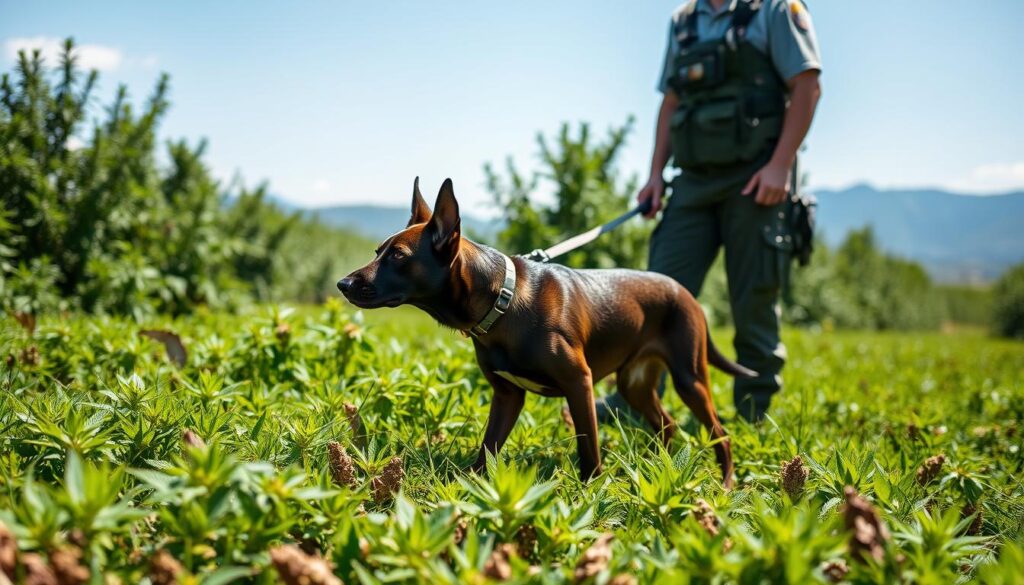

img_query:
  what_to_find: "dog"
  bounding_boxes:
[337,178,755,486]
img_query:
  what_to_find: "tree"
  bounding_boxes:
[484,119,651,269]
[992,263,1024,339]
[0,38,371,318]
[0,39,226,316]
[784,228,945,330]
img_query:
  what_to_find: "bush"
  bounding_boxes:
[0,38,370,318]
[936,285,993,326]
[484,118,651,269]
[0,40,244,315]
[785,228,945,330]
[992,263,1024,339]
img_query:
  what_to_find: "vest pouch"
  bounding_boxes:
[672,43,726,93]
[671,99,741,169]
[736,92,785,162]
[669,107,692,167]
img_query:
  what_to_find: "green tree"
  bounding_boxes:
[992,263,1024,339]
[0,39,232,316]
[0,38,370,317]
[786,228,944,330]
[484,119,651,268]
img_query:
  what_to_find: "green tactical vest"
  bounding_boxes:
[667,0,787,172]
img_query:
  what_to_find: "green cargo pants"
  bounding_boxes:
[603,158,791,422]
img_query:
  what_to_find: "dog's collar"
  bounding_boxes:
[470,253,516,337]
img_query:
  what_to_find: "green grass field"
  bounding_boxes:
[1,302,1022,584]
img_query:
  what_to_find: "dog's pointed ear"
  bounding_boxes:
[407,176,432,227]
[427,178,461,260]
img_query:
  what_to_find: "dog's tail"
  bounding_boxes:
[706,330,758,378]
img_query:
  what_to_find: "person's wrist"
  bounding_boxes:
[768,152,795,169]
[649,162,666,181]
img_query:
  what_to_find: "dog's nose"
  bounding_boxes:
[337,277,355,293]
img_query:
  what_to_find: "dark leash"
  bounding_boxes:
[522,199,654,263]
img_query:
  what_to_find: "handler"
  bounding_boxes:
[599,0,822,422]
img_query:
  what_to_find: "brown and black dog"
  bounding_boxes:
[337,178,755,486]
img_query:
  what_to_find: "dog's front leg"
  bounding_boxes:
[562,370,601,481]
[469,377,525,473]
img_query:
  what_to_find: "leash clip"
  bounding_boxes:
[525,249,550,263]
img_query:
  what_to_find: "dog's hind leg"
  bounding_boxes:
[664,336,734,488]
[616,357,675,445]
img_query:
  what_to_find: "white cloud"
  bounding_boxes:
[938,161,1024,195]
[4,36,124,71]
[312,179,332,194]
[816,161,1024,195]
[968,161,1024,191]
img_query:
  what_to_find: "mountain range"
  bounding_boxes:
[814,185,1024,283]
[301,185,1024,284]
[305,204,504,243]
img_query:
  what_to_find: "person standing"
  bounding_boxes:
[599,0,822,422]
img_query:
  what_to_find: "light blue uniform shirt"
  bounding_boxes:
[658,0,822,93]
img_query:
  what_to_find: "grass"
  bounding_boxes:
[1,300,1022,584]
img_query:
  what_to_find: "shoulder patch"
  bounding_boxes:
[789,0,810,31]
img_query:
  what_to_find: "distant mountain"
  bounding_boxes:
[301,186,1024,284]
[813,184,1024,283]
[307,204,504,243]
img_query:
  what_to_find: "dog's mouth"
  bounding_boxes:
[339,278,405,309]
[344,293,404,309]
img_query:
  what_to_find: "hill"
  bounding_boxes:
[307,204,504,243]
[813,185,1024,283]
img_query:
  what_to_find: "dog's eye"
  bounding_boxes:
[389,248,407,261]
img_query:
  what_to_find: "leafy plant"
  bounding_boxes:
[1,273,1022,583]
[0,39,373,319]
[992,262,1024,339]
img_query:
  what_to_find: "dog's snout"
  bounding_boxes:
[337,277,355,293]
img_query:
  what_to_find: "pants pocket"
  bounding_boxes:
[758,214,793,290]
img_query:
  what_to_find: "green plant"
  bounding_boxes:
[0,299,1021,582]
[457,454,556,542]
[484,118,652,269]
[0,40,373,319]
[992,262,1024,339]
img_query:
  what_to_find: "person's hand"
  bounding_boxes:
[637,176,665,219]
[742,162,791,206]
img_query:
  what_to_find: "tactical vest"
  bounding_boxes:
[667,0,787,172]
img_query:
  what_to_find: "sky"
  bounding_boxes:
[2,1,1023,216]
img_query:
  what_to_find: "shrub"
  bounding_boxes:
[0,39,371,318]
[484,118,651,270]
[992,263,1024,339]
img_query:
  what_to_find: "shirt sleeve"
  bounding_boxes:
[656,18,679,93]
[766,0,822,82]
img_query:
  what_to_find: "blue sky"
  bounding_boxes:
[3,1,1022,215]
